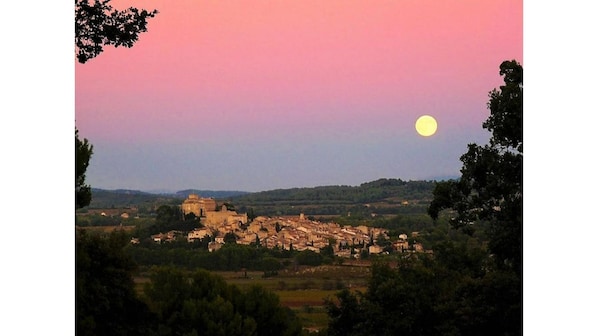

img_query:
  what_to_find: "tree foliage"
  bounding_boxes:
[76,127,94,209]
[76,229,157,336]
[142,266,303,336]
[428,59,523,274]
[326,253,521,336]
[75,0,158,63]
[127,242,293,272]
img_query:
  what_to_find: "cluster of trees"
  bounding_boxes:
[76,230,156,336]
[126,239,342,273]
[326,253,520,336]
[75,0,158,63]
[150,204,199,232]
[77,230,304,336]
[128,243,283,272]
[142,267,303,336]
[76,128,94,209]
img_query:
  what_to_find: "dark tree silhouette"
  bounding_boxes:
[428,59,523,274]
[75,0,158,63]
[142,267,303,336]
[76,230,157,336]
[76,127,93,209]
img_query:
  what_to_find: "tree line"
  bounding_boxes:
[231,178,436,205]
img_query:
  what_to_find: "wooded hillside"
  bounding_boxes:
[230,178,438,217]
[79,178,442,218]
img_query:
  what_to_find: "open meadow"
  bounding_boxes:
[219,264,371,332]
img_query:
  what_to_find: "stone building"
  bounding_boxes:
[203,204,248,229]
[181,194,248,230]
[181,194,217,217]
[187,228,213,242]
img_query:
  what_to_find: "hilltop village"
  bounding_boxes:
[145,194,426,257]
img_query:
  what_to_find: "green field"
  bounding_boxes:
[220,265,371,332]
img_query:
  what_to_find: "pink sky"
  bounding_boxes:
[75,0,522,191]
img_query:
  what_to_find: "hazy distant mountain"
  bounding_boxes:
[107,189,155,195]
[86,188,250,209]
[174,189,251,199]
[428,175,460,181]
[91,188,250,197]
[91,188,155,196]
[87,188,178,209]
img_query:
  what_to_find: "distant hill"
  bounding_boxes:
[83,188,250,210]
[83,179,438,217]
[228,178,438,217]
[230,178,435,203]
[174,189,250,199]
[428,175,460,181]
[85,188,181,209]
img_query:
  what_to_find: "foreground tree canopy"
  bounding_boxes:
[76,230,155,336]
[428,59,523,275]
[76,128,93,209]
[143,266,303,336]
[326,256,521,336]
[75,0,158,63]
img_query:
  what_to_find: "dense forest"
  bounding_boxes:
[231,178,437,216]
[231,178,435,204]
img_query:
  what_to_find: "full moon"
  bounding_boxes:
[415,115,438,137]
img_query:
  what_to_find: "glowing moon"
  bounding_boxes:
[415,115,438,136]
